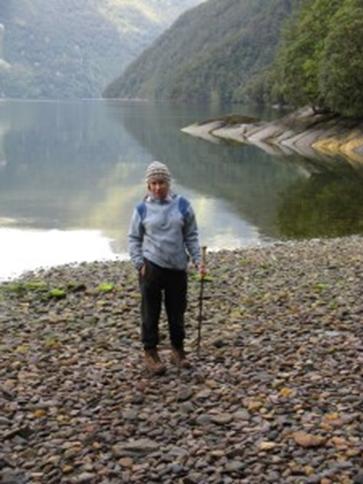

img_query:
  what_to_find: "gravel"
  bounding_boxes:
[0,236,362,483]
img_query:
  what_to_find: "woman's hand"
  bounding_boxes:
[139,264,146,278]
[197,262,207,278]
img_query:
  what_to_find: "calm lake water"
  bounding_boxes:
[1,99,362,280]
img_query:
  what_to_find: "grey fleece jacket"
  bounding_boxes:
[128,192,201,271]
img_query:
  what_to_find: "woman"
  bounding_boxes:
[128,161,204,375]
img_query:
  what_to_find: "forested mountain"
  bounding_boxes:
[268,0,363,117]
[104,0,298,103]
[106,0,363,119]
[0,0,204,98]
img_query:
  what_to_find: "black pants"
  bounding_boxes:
[140,259,187,350]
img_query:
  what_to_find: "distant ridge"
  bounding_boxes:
[104,0,296,103]
[0,0,204,99]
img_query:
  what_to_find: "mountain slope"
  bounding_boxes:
[0,0,204,98]
[104,0,297,102]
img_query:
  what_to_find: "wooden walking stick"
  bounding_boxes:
[197,246,207,357]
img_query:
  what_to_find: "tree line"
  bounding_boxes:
[252,0,363,118]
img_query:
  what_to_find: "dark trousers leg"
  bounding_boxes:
[140,261,162,349]
[165,270,187,349]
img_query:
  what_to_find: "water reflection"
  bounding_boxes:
[277,171,363,238]
[0,101,144,230]
[0,100,362,279]
[114,101,363,239]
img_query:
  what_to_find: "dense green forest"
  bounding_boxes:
[267,0,363,117]
[0,0,203,98]
[104,0,298,102]
[106,0,363,118]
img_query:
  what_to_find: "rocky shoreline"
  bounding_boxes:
[1,237,362,483]
[181,108,363,170]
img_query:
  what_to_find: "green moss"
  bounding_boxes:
[48,288,67,299]
[0,280,48,295]
[97,282,115,293]
[314,282,329,292]
[24,280,48,292]
[0,282,26,295]
[44,336,61,350]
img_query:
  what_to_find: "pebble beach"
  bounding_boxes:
[1,237,362,483]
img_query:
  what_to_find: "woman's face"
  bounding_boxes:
[148,178,169,200]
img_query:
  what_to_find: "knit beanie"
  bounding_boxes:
[145,161,171,184]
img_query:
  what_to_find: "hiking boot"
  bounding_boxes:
[144,348,166,376]
[170,346,191,369]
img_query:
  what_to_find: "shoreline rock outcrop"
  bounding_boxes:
[1,237,362,483]
[182,107,363,170]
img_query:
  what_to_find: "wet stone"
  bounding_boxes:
[119,457,133,468]
[75,472,96,483]
[113,439,159,455]
[211,413,233,425]
[131,393,144,404]
[233,409,250,420]
[179,402,194,414]
[224,460,245,473]
[196,414,212,425]
[177,387,194,402]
